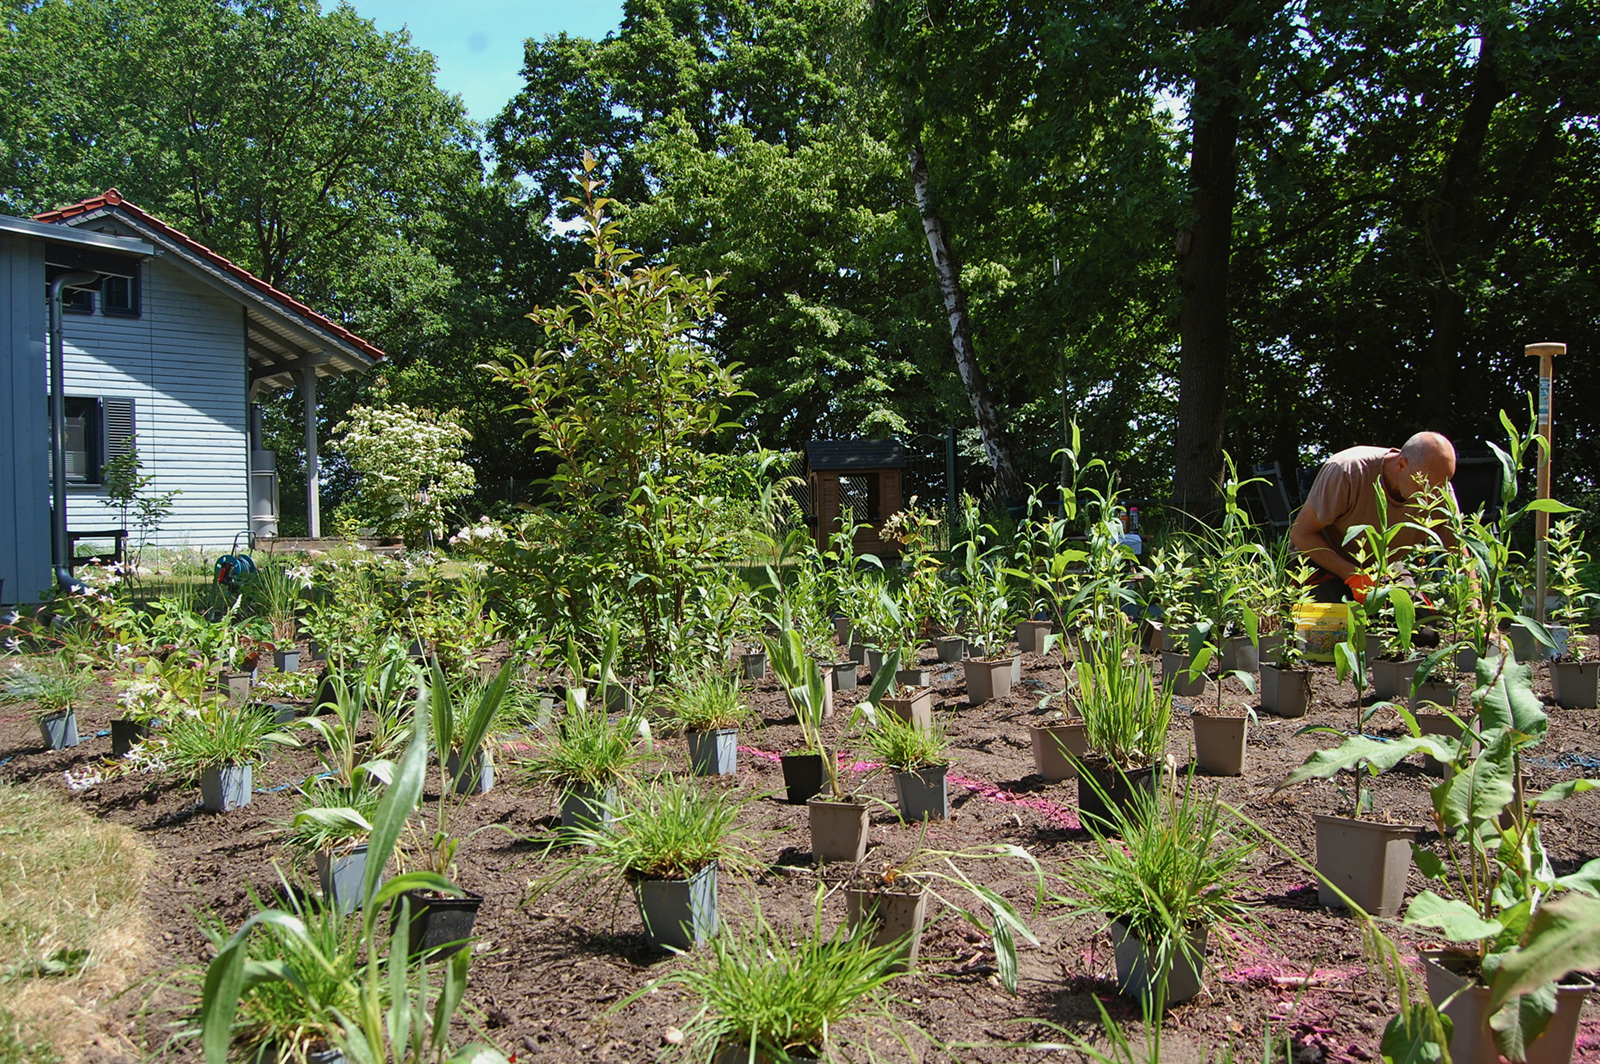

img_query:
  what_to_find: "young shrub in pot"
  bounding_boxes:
[1398,651,1600,1063]
[1055,772,1254,1013]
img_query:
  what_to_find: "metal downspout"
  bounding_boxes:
[48,271,99,592]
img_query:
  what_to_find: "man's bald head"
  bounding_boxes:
[1393,431,1457,496]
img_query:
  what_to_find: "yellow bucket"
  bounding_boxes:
[1293,602,1349,663]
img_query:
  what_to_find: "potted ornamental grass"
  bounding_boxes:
[1072,623,1172,834]
[621,888,907,1063]
[159,703,298,812]
[861,706,952,823]
[1055,772,1255,1011]
[521,684,651,832]
[1,659,95,750]
[1545,518,1598,709]
[283,780,386,915]
[665,670,749,777]
[527,774,760,953]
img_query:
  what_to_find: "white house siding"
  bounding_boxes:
[61,255,247,553]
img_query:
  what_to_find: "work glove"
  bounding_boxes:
[1345,573,1376,604]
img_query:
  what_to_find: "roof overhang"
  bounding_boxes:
[0,213,154,273]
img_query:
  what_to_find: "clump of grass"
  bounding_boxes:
[0,660,95,718]
[861,709,951,772]
[519,689,648,790]
[660,672,747,733]
[196,881,367,1064]
[0,785,150,1062]
[623,889,906,1061]
[156,705,295,778]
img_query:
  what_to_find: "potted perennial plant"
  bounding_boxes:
[1546,517,1598,709]
[1056,773,1254,1011]
[1072,622,1172,834]
[527,774,759,953]
[666,670,749,777]
[2,660,94,751]
[861,707,952,822]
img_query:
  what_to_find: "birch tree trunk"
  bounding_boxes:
[907,135,1024,502]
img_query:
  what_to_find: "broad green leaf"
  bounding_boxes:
[1486,894,1600,1014]
[1402,891,1503,941]
[1531,778,1600,806]
[1379,1003,1450,1064]
[292,807,374,834]
[201,910,311,1064]
[1436,731,1517,831]
[1474,657,1546,741]
[1488,978,1557,1059]
[1282,735,1448,788]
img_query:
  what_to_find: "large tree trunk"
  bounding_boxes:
[907,135,1024,502]
[1171,46,1244,511]
[1420,41,1506,434]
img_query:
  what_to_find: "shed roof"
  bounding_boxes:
[805,439,906,471]
[34,189,382,391]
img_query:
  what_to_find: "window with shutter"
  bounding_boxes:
[50,396,135,486]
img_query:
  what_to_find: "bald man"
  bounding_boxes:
[1290,432,1458,603]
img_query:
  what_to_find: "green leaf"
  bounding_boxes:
[201,910,311,1064]
[1437,730,1516,831]
[1486,894,1600,1014]
[1530,778,1600,806]
[361,714,430,916]
[1281,734,1448,788]
[1553,856,1600,896]
[1474,656,1546,741]
[1402,891,1504,941]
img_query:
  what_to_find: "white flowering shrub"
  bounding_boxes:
[332,399,476,547]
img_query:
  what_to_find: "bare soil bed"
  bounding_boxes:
[5,643,1600,1063]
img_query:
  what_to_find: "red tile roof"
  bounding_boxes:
[35,188,384,363]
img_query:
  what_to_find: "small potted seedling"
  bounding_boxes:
[1545,518,1598,709]
[526,775,759,953]
[158,703,298,812]
[861,707,952,822]
[2,661,94,750]
[666,670,748,777]
[1259,560,1316,718]
[770,627,897,861]
[957,532,1019,705]
[1074,622,1172,835]
[845,824,1042,985]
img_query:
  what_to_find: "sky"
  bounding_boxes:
[344,1,625,126]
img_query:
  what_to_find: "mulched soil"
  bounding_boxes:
[5,639,1600,1064]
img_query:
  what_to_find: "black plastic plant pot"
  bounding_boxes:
[1076,761,1159,836]
[397,888,484,959]
[110,717,150,758]
[780,752,826,805]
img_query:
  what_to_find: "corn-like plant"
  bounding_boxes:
[1073,626,1171,770]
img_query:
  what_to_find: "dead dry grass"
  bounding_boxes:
[0,783,153,1063]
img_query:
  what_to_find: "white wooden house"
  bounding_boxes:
[0,190,381,608]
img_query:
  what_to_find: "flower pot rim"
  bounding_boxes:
[844,879,929,898]
[629,857,719,885]
[805,794,866,807]
[1312,811,1424,833]
[890,760,951,774]
[1420,947,1595,991]
[1028,717,1084,730]
[1191,707,1250,720]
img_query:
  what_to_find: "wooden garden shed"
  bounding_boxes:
[804,439,905,558]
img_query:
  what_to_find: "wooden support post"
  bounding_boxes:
[1526,342,1565,624]
[303,366,320,540]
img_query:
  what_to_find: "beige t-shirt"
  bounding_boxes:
[1300,446,1454,572]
